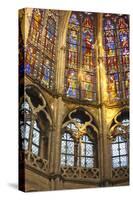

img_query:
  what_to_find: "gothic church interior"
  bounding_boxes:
[19,8,129,191]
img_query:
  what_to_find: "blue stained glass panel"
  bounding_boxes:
[25,64,31,75]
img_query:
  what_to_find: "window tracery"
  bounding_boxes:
[19,86,51,158]
[109,110,129,168]
[61,109,98,168]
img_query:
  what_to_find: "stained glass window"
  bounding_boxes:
[20,100,41,156]
[19,20,24,77]
[25,9,58,91]
[65,12,97,101]
[111,111,129,168]
[42,10,58,89]
[25,9,45,79]
[61,110,97,168]
[28,9,44,45]
[103,14,129,103]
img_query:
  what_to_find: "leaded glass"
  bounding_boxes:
[112,143,119,157]
[25,124,30,139]
[32,144,39,156]
[112,135,128,168]
[67,155,74,166]
[25,9,58,91]
[61,132,74,166]
[103,14,129,102]
[86,144,93,156]
[32,130,40,145]
[112,157,120,168]
[61,154,66,165]
[22,140,29,151]
[65,12,97,101]
[19,20,24,77]
[28,9,45,46]
[120,143,127,155]
[61,111,97,168]
[20,100,41,156]
[120,156,128,167]
[81,157,94,168]
[80,135,94,167]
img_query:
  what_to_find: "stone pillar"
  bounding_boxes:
[97,13,111,185]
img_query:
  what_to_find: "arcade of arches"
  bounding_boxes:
[19,8,129,191]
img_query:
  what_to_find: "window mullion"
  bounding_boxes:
[28,114,35,153]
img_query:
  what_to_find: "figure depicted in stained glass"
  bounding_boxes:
[66,69,78,97]
[103,14,129,102]
[68,29,79,66]
[29,9,44,45]
[25,46,36,75]
[42,10,58,89]
[43,59,50,87]
[65,12,96,101]
[45,13,57,57]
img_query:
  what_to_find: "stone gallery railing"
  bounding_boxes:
[112,167,129,179]
[20,151,49,174]
[61,166,100,180]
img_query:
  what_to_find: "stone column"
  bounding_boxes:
[97,13,111,185]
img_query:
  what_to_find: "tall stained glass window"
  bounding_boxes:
[19,19,24,77]
[61,110,98,168]
[25,9,45,79]
[65,12,97,101]
[25,9,58,90]
[103,14,129,103]
[42,10,59,89]
[111,110,129,168]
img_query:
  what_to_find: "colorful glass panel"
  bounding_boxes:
[65,12,97,101]
[103,14,129,102]
[25,9,58,91]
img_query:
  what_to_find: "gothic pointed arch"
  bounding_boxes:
[19,85,52,160]
[109,109,129,168]
[61,108,98,168]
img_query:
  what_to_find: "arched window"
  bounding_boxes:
[61,109,98,168]
[20,100,41,156]
[65,12,97,101]
[42,10,59,89]
[110,110,129,168]
[20,86,52,161]
[103,14,129,103]
[25,9,45,78]
[25,9,59,90]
